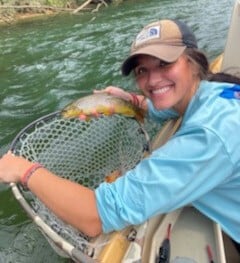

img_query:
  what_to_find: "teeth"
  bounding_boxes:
[152,86,170,94]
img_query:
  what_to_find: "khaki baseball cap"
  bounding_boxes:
[121,19,198,76]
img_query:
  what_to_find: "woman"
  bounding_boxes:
[0,19,240,247]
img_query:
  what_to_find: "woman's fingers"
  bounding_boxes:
[94,86,132,101]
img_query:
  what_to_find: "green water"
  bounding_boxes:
[0,0,236,261]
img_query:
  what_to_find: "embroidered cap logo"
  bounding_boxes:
[135,26,160,46]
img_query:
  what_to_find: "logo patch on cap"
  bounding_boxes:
[135,26,160,46]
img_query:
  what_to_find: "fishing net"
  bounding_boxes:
[10,110,150,262]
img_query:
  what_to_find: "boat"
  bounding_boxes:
[10,0,240,262]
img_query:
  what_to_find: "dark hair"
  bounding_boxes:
[184,49,240,85]
[207,72,240,85]
[184,48,209,80]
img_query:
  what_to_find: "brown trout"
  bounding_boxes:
[61,93,145,122]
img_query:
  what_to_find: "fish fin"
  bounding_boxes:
[105,170,122,183]
[96,105,115,116]
[135,109,145,123]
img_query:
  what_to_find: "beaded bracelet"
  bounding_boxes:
[20,163,43,189]
[130,93,140,107]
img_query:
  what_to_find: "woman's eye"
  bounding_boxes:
[135,67,147,76]
[159,61,171,67]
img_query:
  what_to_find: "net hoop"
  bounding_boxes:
[9,110,150,262]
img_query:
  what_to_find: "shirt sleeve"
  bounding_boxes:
[95,125,233,233]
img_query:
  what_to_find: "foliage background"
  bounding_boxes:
[0,0,80,7]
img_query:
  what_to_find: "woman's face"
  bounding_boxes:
[134,54,199,115]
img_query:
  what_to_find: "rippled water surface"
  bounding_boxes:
[0,0,236,261]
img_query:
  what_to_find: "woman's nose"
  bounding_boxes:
[147,69,162,87]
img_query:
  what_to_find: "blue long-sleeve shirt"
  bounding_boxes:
[95,80,240,242]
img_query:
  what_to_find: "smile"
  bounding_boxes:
[151,86,171,95]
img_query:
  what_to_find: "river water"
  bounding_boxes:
[0,0,236,262]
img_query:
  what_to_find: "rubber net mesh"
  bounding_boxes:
[12,113,149,255]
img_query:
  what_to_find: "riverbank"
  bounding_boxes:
[0,0,116,25]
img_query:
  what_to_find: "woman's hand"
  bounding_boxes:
[94,86,147,110]
[0,151,102,236]
[0,152,33,184]
[94,86,133,102]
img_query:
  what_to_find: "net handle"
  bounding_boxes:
[10,182,97,262]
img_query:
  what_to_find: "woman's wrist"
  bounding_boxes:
[129,93,147,111]
[20,163,43,189]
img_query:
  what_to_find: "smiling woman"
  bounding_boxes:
[0,0,237,262]
[1,15,240,263]
[132,55,199,115]
[120,19,209,115]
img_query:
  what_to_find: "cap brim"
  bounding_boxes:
[121,45,186,76]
